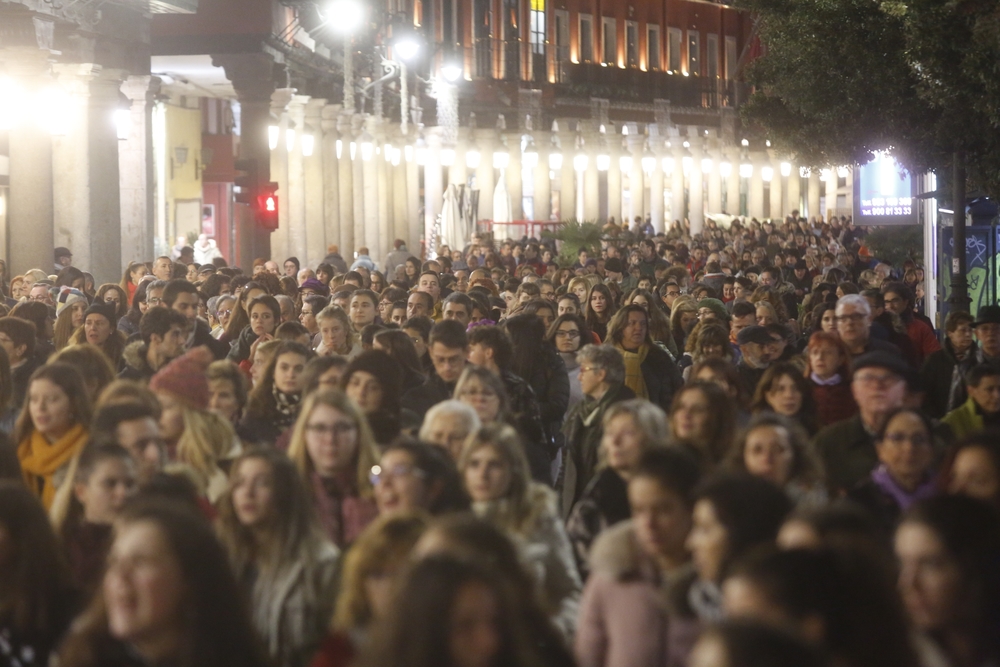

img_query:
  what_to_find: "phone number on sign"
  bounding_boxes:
[861,206,912,216]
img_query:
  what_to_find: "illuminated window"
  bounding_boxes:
[668,28,682,71]
[580,14,594,63]
[647,25,661,70]
[626,21,639,68]
[530,0,545,55]
[602,17,616,65]
[687,30,700,75]
[555,9,570,77]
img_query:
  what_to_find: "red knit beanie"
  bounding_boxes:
[149,346,213,411]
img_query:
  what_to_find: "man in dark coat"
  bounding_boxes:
[401,320,469,419]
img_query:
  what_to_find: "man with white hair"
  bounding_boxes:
[419,400,481,461]
[835,294,901,358]
[274,294,296,324]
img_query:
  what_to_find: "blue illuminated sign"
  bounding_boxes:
[853,152,917,226]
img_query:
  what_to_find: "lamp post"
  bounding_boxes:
[326,0,365,113]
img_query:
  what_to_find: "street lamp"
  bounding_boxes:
[619,155,633,173]
[493,149,509,170]
[394,35,421,62]
[301,133,316,157]
[780,162,792,178]
[326,0,365,33]
[739,163,753,178]
[442,62,463,82]
[574,153,589,171]
[441,148,456,166]
[268,125,280,151]
[596,153,610,171]
[761,166,774,182]
[701,158,713,174]
[466,149,481,169]
[522,138,539,169]
[286,128,296,152]
[719,161,732,177]
[662,156,675,174]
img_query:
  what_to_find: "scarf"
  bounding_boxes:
[272,385,301,429]
[871,464,937,512]
[688,579,725,622]
[616,343,649,399]
[18,423,88,509]
[311,472,378,548]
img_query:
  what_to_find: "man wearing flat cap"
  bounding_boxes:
[735,325,774,397]
[814,352,943,493]
[54,247,72,273]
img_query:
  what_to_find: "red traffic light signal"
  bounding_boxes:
[256,183,279,230]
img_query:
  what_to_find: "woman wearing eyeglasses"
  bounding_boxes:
[287,390,380,548]
[547,314,592,416]
[372,440,469,516]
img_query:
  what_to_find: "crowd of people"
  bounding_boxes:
[0,217,997,667]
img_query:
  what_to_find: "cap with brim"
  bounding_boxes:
[851,352,912,381]
[605,258,625,273]
[974,305,1000,326]
[736,325,773,346]
[54,247,72,260]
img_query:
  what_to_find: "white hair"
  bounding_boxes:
[835,294,871,318]
[419,400,482,440]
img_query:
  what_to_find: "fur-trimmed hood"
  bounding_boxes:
[122,340,151,372]
[588,519,648,580]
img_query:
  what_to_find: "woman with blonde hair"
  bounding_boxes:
[311,512,430,667]
[150,347,236,500]
[669,295,699,351]
[287,389,380,547]
[315,305,362,358]
[217,447,339,667]
[53,288,88,351]
[66,303,127,369]
[16,363,92,509]
[459,423,582,638]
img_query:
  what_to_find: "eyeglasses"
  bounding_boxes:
[146,297,163,306]
[460,388,498,399]
[881,432,931,448]
[369,463,425,486]
[306,422,356,438]
[218,309,232,318]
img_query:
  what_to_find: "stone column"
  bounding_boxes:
[769,167,783,221]
[474,130,495,230]
[303,98,326,267]
[505,134,523,222]
[825,170,838,221]
[51,63,125,284]
[707,152,723,215]
[786,166,801,215]
[688,149,704,234]
[215,53,277,269]
[558,131,575,222]
[670,149,685,224]
[285,94,309,261]
[405,145,420,254]
[336,113,355,258]
[269,89,294,262]
[748,157,765,219]
[119,75,160,266]
[807,171,821,221]
[533,142,552,222]
[607,148,621,224]
[424,133,443,250]
[628,138,645,225]
[583,148,600,222]
[649,152,665,233]
[362,131,381,264]
[319,105,340,268]
[726,151,741,216]
[376,133,392,264]
[351,115,366,255]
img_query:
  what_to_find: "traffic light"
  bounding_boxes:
[234,158,258,205]
[256,182,279,230]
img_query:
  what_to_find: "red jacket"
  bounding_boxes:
[905,318,941,367]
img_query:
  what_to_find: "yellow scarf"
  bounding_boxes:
[18,423,88,509]
[616,343,650,400]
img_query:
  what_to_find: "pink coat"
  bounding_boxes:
[575,521,700,667]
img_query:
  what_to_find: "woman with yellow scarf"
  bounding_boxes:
[607,304,684,413]
[15,363,92,509]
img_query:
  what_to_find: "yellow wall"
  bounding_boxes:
[164,102,203,244]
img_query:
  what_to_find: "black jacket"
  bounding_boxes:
[559,383,636,518]
[191,318,230,360]
[501,370,552,484]
[401,371,457,420]
[517,344,570,447]
[920,340,978,419]
[227,325,259,364]
[640,344,683,413]
[565,467,631,578]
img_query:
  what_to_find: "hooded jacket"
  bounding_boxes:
[118,340,156,383]
[575,521,699,667]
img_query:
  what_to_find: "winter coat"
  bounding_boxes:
[401,371,457,420]
[560,383,636,518]
[502,370,553,483]
[310,472,379,549]
[473,485,582,639]
[638,344,683,413]
[118,341,156,384]
[191,317,231,360]
[519,344,571,450]
[227,325,259,364]
[941,397,988,440]
[920,340,977,419]
[903,317,941,367]
[576,521,700,667]
[323,252,349,274]
[249,539,340,667]
[566,467,631,578]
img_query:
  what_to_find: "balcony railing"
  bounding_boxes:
[557,63,746,108]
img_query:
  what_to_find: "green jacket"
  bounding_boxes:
[941,398,984,440]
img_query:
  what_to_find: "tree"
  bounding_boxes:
[736,0,1000,309]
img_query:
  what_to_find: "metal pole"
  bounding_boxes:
[400,61,409,135]
[950,150,970,312]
